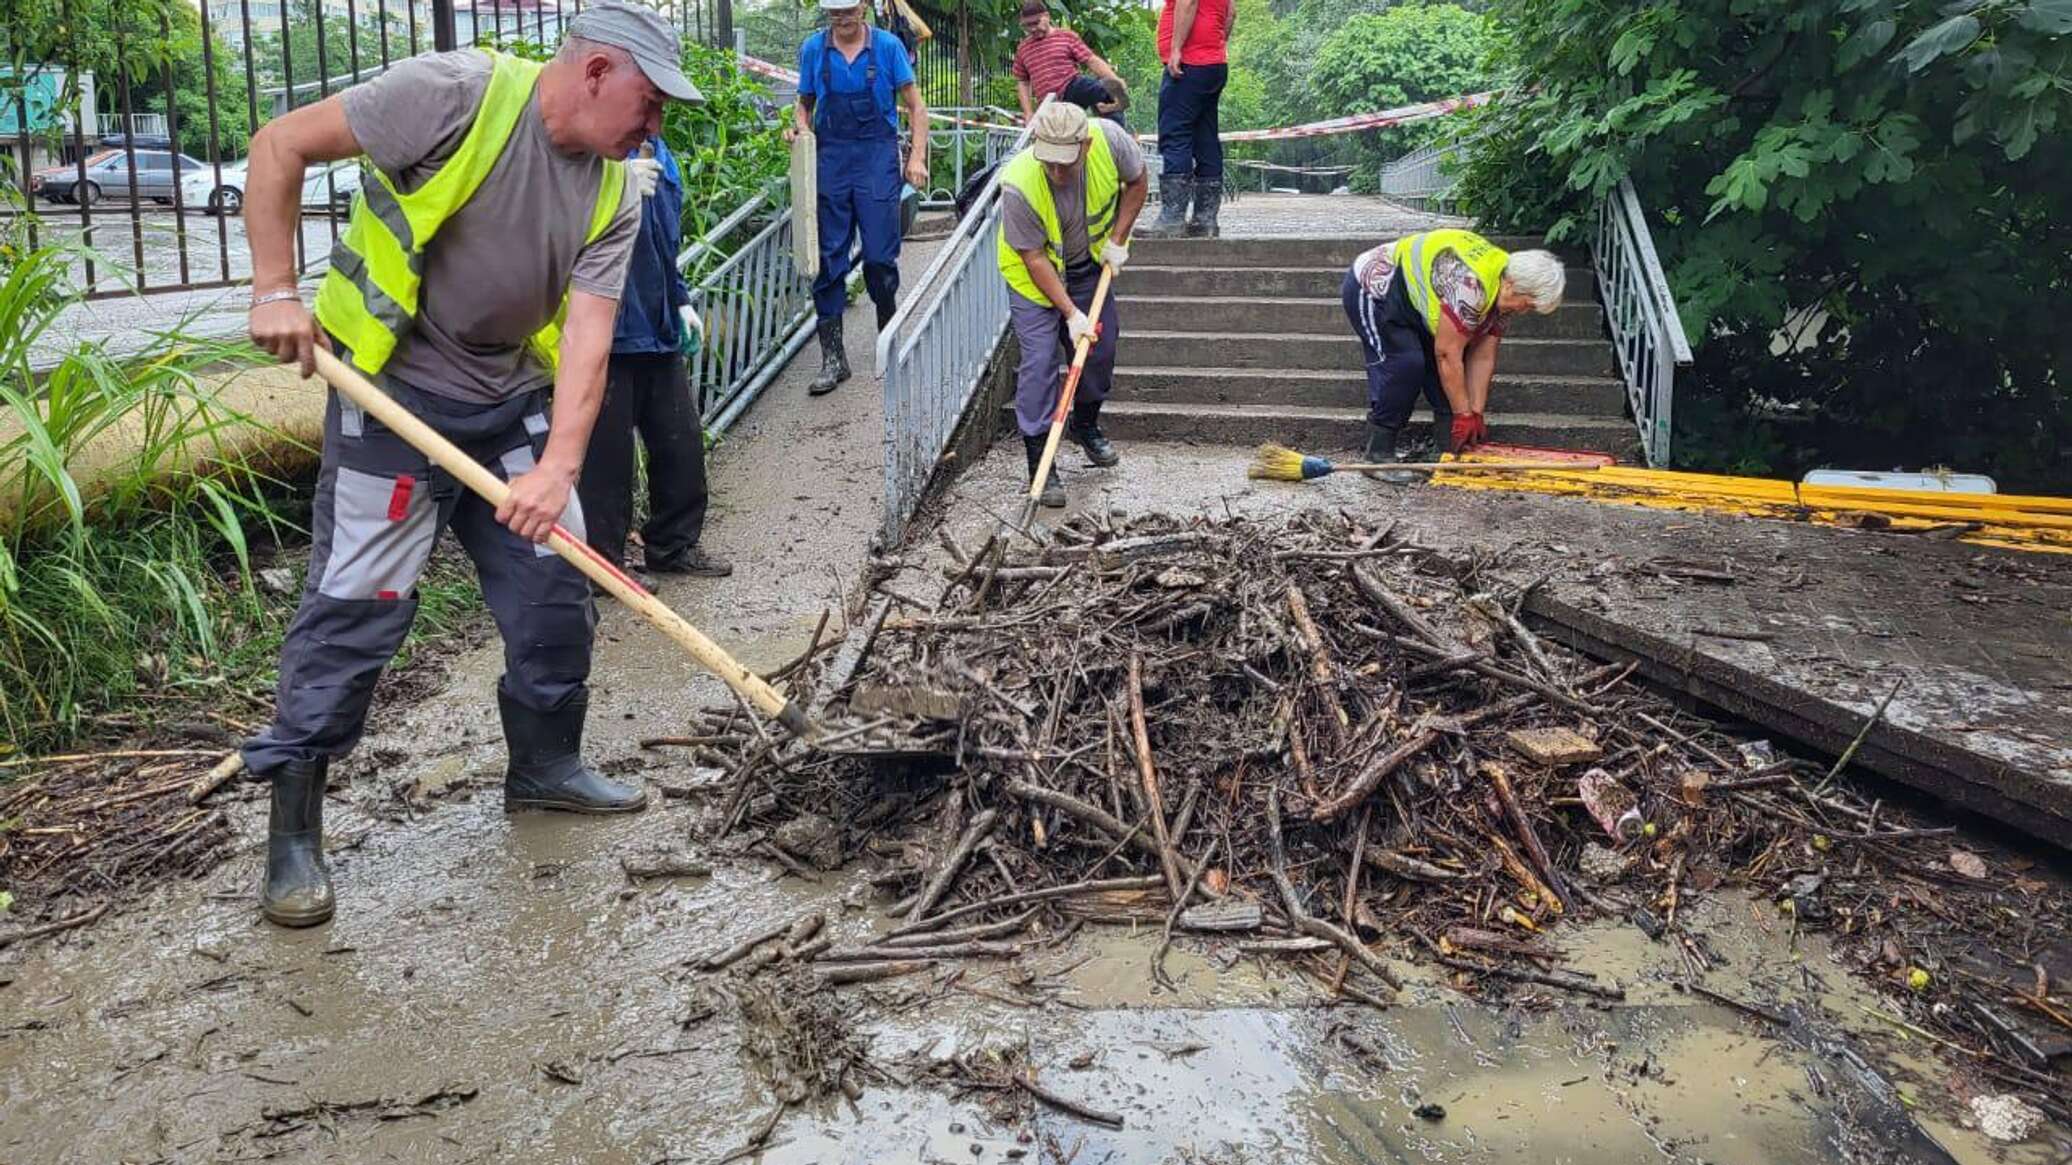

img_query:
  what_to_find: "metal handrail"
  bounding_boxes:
[1377,141,1463,205]
[873,98,1047,545]
[1591,176,1693,466]
[683,199,816,437]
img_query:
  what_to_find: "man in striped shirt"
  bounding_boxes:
[1013,1,1128,121]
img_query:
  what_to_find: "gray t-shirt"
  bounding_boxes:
[340,50,639,403]
[1001,120,1145,269]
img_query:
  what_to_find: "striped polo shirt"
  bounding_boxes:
[1012,27,1094,101]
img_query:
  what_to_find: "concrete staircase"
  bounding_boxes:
[1084,234,1636,457]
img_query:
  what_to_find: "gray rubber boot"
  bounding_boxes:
[260,759,335,928]
[1365,422,1421,485]
[1135,174,1192,239]
[1023,434,1067,508]
[1186,178,1223,238]
[501,689,648,814]
[808,316,850,396]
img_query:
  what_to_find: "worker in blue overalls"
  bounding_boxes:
[787,0,931,396]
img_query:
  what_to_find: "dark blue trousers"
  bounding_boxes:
[812,134,903,320]
[1156,62,1227,181]
[1343,268,1448,430]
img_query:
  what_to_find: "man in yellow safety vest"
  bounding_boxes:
[238,2,701,929]
[996,102,1149,507]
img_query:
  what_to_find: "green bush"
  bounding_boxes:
[1455,0,2072,487]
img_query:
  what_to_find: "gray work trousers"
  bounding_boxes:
[1009,261,1121,437]
[243,374,595,777]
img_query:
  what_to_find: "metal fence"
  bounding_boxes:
[677,190,819,437]
[0,0,749,300]
[1377,140,1464,208]
[1592,176,1692,466]
[873,111,1035,547]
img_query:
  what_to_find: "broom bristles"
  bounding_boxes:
[1247,442,1316,482]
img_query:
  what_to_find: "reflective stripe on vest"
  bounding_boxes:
[314,49,627,376]
[995,127,1120,305]
[1388,228,1509,338]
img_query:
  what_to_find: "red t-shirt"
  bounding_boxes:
[1012,27,1094,100]
[1157,0,1232,67]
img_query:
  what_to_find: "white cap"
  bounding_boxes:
[819,0,862,8]
[1030,102,1090,165]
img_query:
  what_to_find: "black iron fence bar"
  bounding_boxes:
[198,0,232,281]
[63,0,96,290]
[160,9,193,288]
[114,17,147,289]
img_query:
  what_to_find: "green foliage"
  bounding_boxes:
[1304,3,1499,181]
[663,42,788,249]
[1456,0,2072,487]
[5,0,251,158]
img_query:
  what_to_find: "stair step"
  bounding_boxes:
[1127,332,1614,377]
[1132,234,1586,269]
[1079,402,1639,458]
[1125,265,1598,300]
[1127,295,1604,340]
[1111,366,1627,416]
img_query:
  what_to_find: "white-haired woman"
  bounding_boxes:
[1342,229,1566,480]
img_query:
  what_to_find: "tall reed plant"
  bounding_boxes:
[0,243,295,755]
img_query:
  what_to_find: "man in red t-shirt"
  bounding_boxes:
[1140,0,1234,238]
[1011,1,1127,122]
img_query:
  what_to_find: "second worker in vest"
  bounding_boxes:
[1344,229,1567,482]
[998,103,1150,507]
[789,0,932,396]
[239,3,700,928]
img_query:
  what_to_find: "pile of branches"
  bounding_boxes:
[671,510,2070,1122]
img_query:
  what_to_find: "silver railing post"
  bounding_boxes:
[1589,176,1692,466]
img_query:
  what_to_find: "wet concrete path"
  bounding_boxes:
[4,225,2069,1162]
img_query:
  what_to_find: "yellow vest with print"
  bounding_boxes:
[1389,228,1510,337]
[313,49,626,376]
[995,127,1120,305]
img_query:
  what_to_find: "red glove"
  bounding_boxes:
[1468,413,1490,447]
[1448,412,1479,455]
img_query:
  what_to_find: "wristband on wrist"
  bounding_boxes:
[251,288,301,309]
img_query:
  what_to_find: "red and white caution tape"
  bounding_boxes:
[734,52,1490,144]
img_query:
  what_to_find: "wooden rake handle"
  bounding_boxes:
[310,348,813,740]
[1025,262,1119,514]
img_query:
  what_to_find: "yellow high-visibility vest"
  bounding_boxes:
[313,49,626,376]
[995,126,1120,305]
[1390,228,1510,337]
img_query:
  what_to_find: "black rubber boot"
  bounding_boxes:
[1022,434,1067,508]
[1066,399,1120,467]
[1136,174,1192,239]
[874,295,897,333]
[500,688,648,814]
[260,758,335,928]
[1364,422,1420,485]
[1186,178,1223,238]
[808,316,849,396]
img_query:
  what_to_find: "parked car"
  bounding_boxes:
[179,158,362,216]
[31,148,210,206]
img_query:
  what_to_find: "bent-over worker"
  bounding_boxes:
[997,103,1148,507]
[579,134,731,592]
[239,2,701,928]
[1343,228,1566,482]
[1012,1,1128,122]
[788,0,931,396]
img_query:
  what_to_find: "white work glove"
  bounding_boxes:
[1102,238,1130,272]
[1065,310,1096,345]
[678,304,705,355]
[629,156,662,198]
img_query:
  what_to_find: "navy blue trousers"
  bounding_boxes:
[1156,62,1227,181]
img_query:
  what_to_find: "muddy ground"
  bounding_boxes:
[5,398,2071,1165]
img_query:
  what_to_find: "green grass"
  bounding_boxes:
[0,239,487,758]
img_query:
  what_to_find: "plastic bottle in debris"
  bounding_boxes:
[1577,768,1644,842]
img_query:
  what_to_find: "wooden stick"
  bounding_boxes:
[1286,583,1350,743]
[821,941,1022,962]
[1000,781,1197,883]
[886,874,1164,939]
[185,751,246,804]
[1310,728,1440,822]
[1266,792,1401,990]
[902,808,1000,921]
[0,901,110,948]
[1015,1073,1125,1129]
[1127,651,1185,903]
[310,348,811,739]
[1484,761,1573,912]
[1021,262,1120,527]
[818,960,937,986]
[876,909,1039,948]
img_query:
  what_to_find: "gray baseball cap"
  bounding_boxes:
[568,1,703,104]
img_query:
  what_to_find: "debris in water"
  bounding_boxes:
[1971,1093,2045,1142]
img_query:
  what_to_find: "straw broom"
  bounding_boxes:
[1246,443,1603,483]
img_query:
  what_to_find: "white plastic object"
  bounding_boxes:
[1802,469,1997,494]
